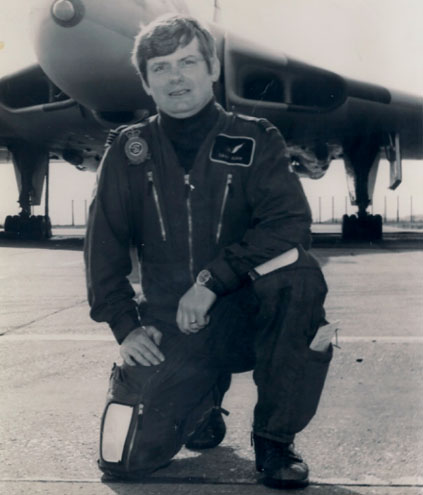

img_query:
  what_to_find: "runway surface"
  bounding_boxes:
[0,234,422,494]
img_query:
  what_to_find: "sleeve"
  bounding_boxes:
[84,137,140,344]
[206,124,312,294]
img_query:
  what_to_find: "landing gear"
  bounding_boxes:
[3,142,52,240]
[342,135,386,242]
[342,214,382,241]
[4,214,52,239]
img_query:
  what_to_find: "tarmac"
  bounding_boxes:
[0,228,422,494]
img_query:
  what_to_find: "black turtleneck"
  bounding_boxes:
[159,98,219,173]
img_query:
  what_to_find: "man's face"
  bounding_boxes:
[143,37,220,119]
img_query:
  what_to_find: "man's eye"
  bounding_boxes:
[153,65,165,73]
[182,59,196,67]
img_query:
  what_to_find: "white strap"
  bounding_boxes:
[253,248,299,277]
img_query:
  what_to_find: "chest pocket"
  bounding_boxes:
[126,159,167,250]
[213,167,251,246]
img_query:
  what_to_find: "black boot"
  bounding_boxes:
[185,374,231,450]
[253,433,309,489]
[185,406,229,449]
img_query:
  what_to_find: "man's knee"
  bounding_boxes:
[98,394,185,477]
[99,401,144,476]
[99,363,180,477]
[98,358,220,477]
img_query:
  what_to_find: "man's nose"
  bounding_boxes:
[168,65,183,83]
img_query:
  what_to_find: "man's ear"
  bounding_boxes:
[141,76,151,96]
[211,55,221,83]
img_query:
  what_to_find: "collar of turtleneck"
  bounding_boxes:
[158,98,219,173]
[159,97,219,144]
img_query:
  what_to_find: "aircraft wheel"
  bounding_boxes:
[3,215,51,238]
[4,215,13,232]
[342,214,358,240]
[37,216,52,239]
[36,216,51,239]
[36,216,48,239]
[28,216,37,237]
[363,215,382,241]
[355,215,383,241]
[27,216,42,239]
[10,215,20,233]
[341,214,350,240]
[372,214,383,241]
[45,216,53,238]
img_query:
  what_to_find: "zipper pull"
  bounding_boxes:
[216,173,233,244]
[227,173,234,196]
[147,171,153,195]
[184,174,191,198]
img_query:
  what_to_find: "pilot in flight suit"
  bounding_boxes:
[84,14,333,490]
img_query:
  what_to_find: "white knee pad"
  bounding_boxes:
[99,401,143,471]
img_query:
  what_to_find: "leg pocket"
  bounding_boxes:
[289,344,333,433]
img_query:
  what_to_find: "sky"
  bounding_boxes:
[0,0,422,224]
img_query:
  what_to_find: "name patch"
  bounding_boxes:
[210,134,255,167]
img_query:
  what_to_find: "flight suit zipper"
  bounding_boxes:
[184,174,195,283]
[216,173,233,243]
[147,171,167,241]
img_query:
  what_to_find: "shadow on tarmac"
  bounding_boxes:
[103,480,366,495]
[100,446,365,495]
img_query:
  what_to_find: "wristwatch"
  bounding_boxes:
[196,269,214,287]
[195,269,224,295]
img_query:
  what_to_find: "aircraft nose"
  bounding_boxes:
[50,0,84,27]
[29,0,195,111]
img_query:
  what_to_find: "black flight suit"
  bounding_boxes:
[84,103,332,476]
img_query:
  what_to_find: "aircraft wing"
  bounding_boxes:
[1,0,422,240]
[0,63,108,172]
[223,32,423,172]
[28,0,422,168]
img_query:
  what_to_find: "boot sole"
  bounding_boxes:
[262,475,309,489]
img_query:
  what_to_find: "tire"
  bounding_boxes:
[45,216,53,238]
[373,215,383,240]
[342,214,351,240]
[11,215,20,233]
[4,215,13,232]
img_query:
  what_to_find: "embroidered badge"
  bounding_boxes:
[210,134,255,167]
[124,129,149,164]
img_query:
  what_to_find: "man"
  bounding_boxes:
[84,14,332,489]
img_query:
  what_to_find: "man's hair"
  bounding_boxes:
[131,14,217,84]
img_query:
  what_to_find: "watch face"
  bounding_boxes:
[197,269,212,285]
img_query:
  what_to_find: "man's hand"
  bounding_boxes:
[120,326,165,366]
[177,283,217,334]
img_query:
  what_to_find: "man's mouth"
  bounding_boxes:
[169,89,190,96]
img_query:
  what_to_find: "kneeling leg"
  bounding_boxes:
[98,329,220,479]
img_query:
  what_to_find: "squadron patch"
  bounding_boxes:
[210,134,255,167]
[124,128,149,164]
